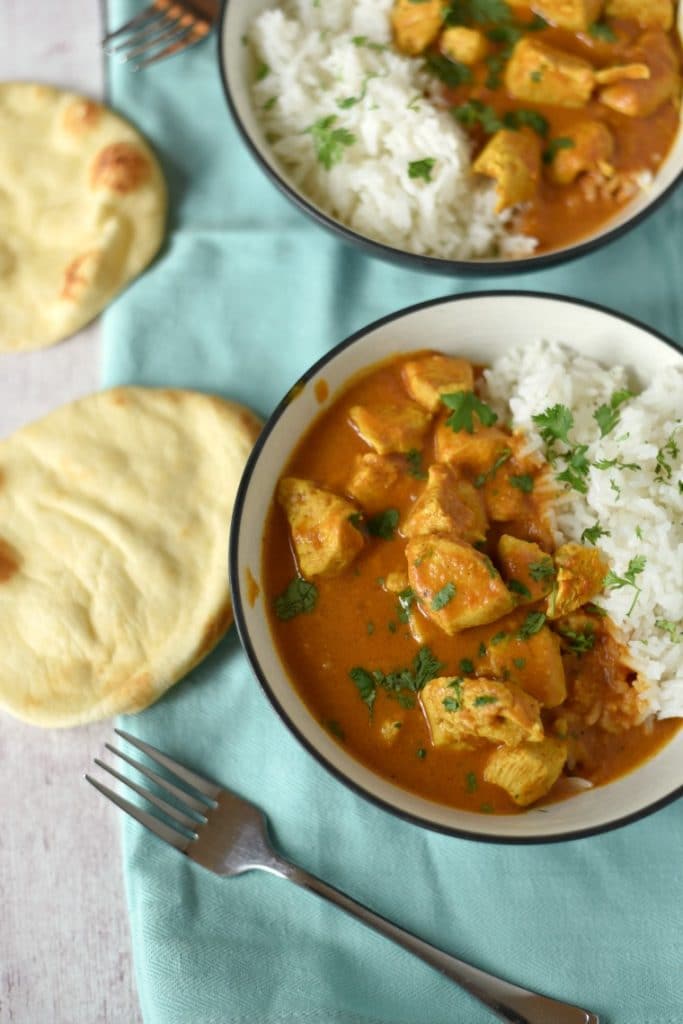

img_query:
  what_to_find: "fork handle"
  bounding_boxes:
[274,861,598,1024]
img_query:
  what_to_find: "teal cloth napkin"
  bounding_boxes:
[104,7,683,1022]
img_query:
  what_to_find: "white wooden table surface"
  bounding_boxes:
[1,3,143,1021]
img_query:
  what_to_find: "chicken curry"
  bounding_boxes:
[390,0,682,252]
[262,351,680,814]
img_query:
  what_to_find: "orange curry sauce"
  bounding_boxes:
[262,354,679,815]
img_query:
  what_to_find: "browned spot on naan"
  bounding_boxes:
[90,142,150,194]
[0,538,20,582]
[62,98,101,135]
[60,250,100,301]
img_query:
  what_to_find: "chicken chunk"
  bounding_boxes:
[497,535,555,604]
[484,616,567,707]
[472,128,542,212]
[402,464,488,544]
[440,26,489,65]
[391,0,445,56]
[349,401,431,455]
[547,120,615,185]
[347,453,399,513]
[547,542,609,619]
[277,477,364,578]
[435,420,511,476]
[504,37,595,107]
[484,737,568,806]
[531,0,603,31]
[480,460,536,522]
[407,534,515,634]
[599,31,680,117]
[604,0,673,30]
[401,354,475,413]
[421,675,544,750]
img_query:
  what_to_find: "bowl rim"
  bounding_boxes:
[228,292,683,845]
[217,1,683,277]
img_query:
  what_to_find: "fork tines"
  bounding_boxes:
[86,729,221,850]
[103,0,214,70]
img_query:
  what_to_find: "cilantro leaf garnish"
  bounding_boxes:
[528,558,555,582]
[654,429,680,482]
[581,522,610,545]
[588,20,617,42]
[452,99,503,134]
[349,667,377,713]
[558,627,596,656]
[502,108,549,137]
[405,448,427,479]
[396,587,416,623]
[443,0,512,25]
[442,677,464,712]
[555,444,590,494]
[509,473,534,493]
[473,694,498,706]
[424,53,473,87]
[593,389,633,437]
[431,582,456,610]
[466,770,478,793]
[507,578,532,599]
[517,611,546,639]
[441,391,498,433]
[459,658,475,674]
[603,555,646,616]
[474,447,512,488]
[532,404,574,447]
[367,508,399,539]
[408,158,437,182]
[543,136,575,164]
[274,577,318,621]
[655,618,683,642]
[306,115,356,170]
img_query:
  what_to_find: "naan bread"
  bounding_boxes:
[0,82,166,352]
[0,389,261,726]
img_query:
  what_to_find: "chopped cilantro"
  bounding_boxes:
[366,621,375,636]
[585,602,608,617]
[559,627,596,656]
[459,658,475,674]
[274,577,318,621]
[603,555,646,616]
[325,719,345,740]
[655,619,683,642]
[452,99,503,135]
[588,20,617,42]
[517,611,546,639]
[593,389,633,437]
[442,391,498,434]
[405,448,427,479]
[528,558,555,582]
[503,108,548,137]
[336,73,376,110]
[512,657,526,669]
[474,694,498,706]
[509,473,534,493]
[556,443,591,494]
[417,747,427,759]
[594,457,641,471]
[466,771,478,793]
[474,448,512,488]
[507,578,532,599]
[255,62,270,81]
[490,630,507,645]
[306,115,356,170]
[655,429,680,482]
[543,136,574,164]
[478,641,487,657]
[348,511,364,531]
[432,582,456,610]
[397,587,416,623]
[443,677,464,712]
[581,522,610,545]
[443,0,511,26]
[533,404,574,447]
[408,157,437,182]
[424,53,473,87]
[348,667,376,713]
[367,508,399,539]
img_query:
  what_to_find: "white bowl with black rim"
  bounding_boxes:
[218,1,683,276]
[229,291,683,842]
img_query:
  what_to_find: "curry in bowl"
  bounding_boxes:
[243,0,683,262]
[261,347,681,815]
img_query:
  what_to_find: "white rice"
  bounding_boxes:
[482,339,683,719]
[248,0,537,260]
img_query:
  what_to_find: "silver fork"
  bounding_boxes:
[87,730,600,1024]
[102,0,218,70]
